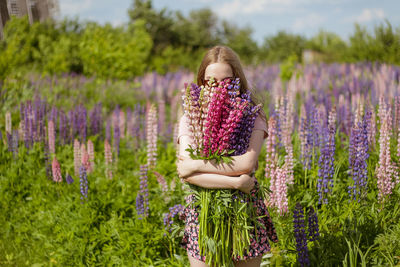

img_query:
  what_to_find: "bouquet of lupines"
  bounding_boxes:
[182,77,266,266]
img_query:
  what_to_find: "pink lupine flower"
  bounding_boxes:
[376,97,399,201]
[87,139,95,172]
[146,103,158,168]
[52,156,63,183]
[283,145,294,185]
[203,81,230,155]
[267,166,288,215]
[104,139,113,179]
[80,143,91,173]
[74,139,81,177]
[154,171,168,193]
[265,117,278,180]
[48,120,55,154]
[367,103,376,148]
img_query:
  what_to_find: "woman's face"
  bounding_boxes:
[204,62,234,83]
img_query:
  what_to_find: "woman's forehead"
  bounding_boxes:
[204,63,233,79]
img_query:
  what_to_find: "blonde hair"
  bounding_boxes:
[197,45,267,122]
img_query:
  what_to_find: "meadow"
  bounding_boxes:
[0,63,399,266]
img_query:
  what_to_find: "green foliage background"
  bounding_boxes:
[1,0,400,82]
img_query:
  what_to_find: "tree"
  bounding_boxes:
[260,31,306,63]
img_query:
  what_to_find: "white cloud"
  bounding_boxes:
[348,8,385,23]
[215,0,343,18]
[292,13,325,31]
[60,0,94,16]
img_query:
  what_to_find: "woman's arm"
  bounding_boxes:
[177,129,265,178]
[183,172,256,194]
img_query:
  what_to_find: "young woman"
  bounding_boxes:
[176,46,278,267]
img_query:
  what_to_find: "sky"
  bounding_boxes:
[59,0,400,44]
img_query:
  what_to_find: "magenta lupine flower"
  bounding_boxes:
[48,120,55,154]
[52,156,63,183]
[74,139,81,177]
[203,80,230,155]
[146,103,158,168]
[376,97,399,201]
[104,139,113,179]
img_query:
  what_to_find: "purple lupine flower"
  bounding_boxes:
[106,117,111,143]
[230,91,261,156]
[293,202,310,267]
[78,105,87,143]
[79,165,88,203]
[317,109,336,204]
[126,107,132,139]
[137,164,149,219]
[89,103,102,137]
[307,206,319,242]
[12,129,19,159]
[43,134,52,180]
[136,194,145,220]
[163,204,185,232]
[7,132,13,153]
[112,106,120,157]
[348,110,370,201]
[66,173,74,184]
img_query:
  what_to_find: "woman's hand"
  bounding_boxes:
[177,156,198,178]
[236,174,256,194]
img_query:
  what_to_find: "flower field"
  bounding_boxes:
[1,63,400,266]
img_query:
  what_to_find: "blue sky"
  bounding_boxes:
[59,0,400,44]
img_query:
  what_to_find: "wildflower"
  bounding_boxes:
[104,139,113,179]
[348,111,369,201]
[376,97,398,201]
[293,203,310,267]
[52,157,63,183]
[66,173,74,184]
[163,204,185,231]
[146,104,158,168]
[73,139,81,177]
[154,171,168,193]
[48,120,55,154]
[317,108,336,204]
[307,206,319,241]
[79,165,88,203]
[87,139,95,172]
[112,106,120,158]
[137,164,149,219]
